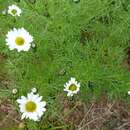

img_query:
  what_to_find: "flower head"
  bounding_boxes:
[31,88,37,93]
[64,77,80,97]
[17,92,46,121]
[12,88,18,94]
[8,4,22,16]
[5,28,33,52]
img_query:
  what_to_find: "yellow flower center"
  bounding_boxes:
[25,101,37,112]
[15,37,25,46]
[11,9,17,15]
[69,84,77,91]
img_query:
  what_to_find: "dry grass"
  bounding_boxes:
[52,93,130,130]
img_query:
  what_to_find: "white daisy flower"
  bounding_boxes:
[17,92,46,121]
[8,4,22,16]
[5,28,33,52]
[31,88,37,93]
[64,77,80,97]
[128,91,130,95]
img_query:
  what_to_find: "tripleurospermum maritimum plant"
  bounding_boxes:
[1,0,130,129]
[8,4,22,17]
[17,91,46,121]
[5,27,33,52]
[64,77,80,97]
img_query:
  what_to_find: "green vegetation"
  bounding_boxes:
[1,0,130,129]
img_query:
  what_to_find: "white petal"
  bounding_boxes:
[21,113,26,120]
[70,77,76,83]
[67,92,73,97]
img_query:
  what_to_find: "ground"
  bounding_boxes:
[1,0,130,130]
